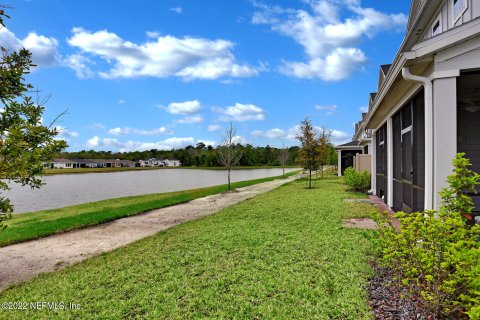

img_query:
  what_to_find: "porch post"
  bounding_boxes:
[387,118,393,207]
[432,76,457,210]
[337,150,342,176]
[371,132,376,194]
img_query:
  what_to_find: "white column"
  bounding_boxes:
[371,133,377,193]
[337,150,342,176]
[432,76,457,210]
[387,118,393,207]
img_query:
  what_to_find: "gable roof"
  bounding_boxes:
[380,64,392,75]
[335,140,363,149]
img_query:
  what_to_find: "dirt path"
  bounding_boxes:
[0,175,301,291]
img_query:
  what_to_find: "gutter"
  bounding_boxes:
[401,67,433,210]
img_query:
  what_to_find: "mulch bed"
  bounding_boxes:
[367,262,436,320]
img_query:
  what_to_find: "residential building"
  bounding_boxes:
[138,158,181,167]
[347,0,480,222]
[46,158,135,169]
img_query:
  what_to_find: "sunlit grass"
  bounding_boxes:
[0,171,299,247]
[0,177,376,319]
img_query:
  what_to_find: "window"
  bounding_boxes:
[432,19,441,36]
[453,0,467,23]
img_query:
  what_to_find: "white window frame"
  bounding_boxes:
[453,0,468,24]
[431,14,442,36]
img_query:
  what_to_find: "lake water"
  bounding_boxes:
[6,168,298,213]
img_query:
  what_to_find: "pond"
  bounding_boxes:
[6,168,299,213]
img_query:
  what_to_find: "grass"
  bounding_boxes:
[0,177,377,319]
[44,166,298,175]
[0,171,299,247]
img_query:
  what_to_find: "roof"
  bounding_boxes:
[71,159,98,164]
[335,140,364,150]
[53,158,79,163]
[380,64,392,75]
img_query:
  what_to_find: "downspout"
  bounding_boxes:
[401,67,433,210]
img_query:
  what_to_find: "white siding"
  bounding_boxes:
[423,0,479,40]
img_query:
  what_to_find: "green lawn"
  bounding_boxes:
[0,171,299,247]
[0,177,377,319]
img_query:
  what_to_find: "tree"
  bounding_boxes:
[317,127,331,178]
[217,123,242,190]
[296,118,321,188]
[278,142,289,176]
[0,8,66,229]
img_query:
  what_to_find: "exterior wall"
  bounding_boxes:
[432,76,457,210]
[424,0,479,40]
[371,132,377,192]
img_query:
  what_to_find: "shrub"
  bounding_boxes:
[378,153,480,319]
[343,167,371,193]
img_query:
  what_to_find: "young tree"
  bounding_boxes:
[317,128,331,178]
[0,8,66,229]
[296,118,321,188]
[278,142,289,176]
[217,123,243,190]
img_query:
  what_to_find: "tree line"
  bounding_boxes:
[56,142,338,168]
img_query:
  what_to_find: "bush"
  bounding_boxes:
[378,153,480,319]
[343,167,371,193]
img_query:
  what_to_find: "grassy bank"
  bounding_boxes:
[44,166,298,175]
[0,171,299,247]
[0,177,377,319]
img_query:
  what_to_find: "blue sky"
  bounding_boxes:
[1,0,410,151]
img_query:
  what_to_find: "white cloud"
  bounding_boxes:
[0,27,59,66]
[170,6,183,14]
[359,105,368,112]
[330,129,350,144]
[165,100,201,115]
[177,115,204,124]
[107,126,173,136]
[86,136,214,151]
[254,125,351,144]
[91,123,106,129]
[280,48,366,81]
[55,126,79,139]
[118,99,126,104]
[207,124,222,131]
[315,104,337,115]
[252,1,407,80]
[252,128,286,139]
[214,103,266,122]
[251,125,300,141]
[65,54,94,78]
[146,31,160,38]
[67,28,261,80]
[286,125,301,140]
[87,136,122,149]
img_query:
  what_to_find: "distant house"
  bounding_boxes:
[164,159,181,167]
[118,160,135,167]
[334,141,365,176]
[47,158,135,169]
[51,158,80,169]
[71,159,99,168]
[138,158,181,167]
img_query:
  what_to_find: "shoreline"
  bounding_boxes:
[43,165,299,176]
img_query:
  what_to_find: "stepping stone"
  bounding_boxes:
[341,218,378,230]
[343,198,374,203]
